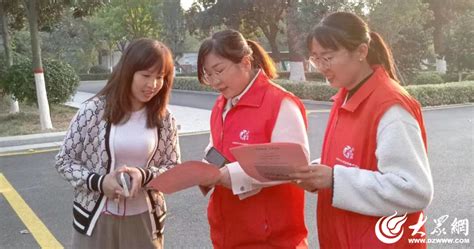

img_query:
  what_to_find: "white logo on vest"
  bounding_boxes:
[343,145,354,159]
[375,212,408,244]
[239,130,250,141]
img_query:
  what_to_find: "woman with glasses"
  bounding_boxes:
[197,29,310,248]
[289,12,433,248]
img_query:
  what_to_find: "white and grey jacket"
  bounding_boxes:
[55,96,180,238]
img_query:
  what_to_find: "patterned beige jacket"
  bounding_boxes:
[55,96,180,238]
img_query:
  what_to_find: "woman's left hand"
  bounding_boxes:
[117,166,143,198]
[289,164,333,192]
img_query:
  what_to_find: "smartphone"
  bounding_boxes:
[205,147,229,168]
[117,172,131,197]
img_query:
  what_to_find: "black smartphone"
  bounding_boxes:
[205,147,229,168]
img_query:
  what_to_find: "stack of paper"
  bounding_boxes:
[230,142,309,182]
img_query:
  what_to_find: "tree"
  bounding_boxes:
[424,0,473,73]
[41,9,97,73]
[186,0,287,62]
[186,0,258,39]
[160,0,186,59]
[285,0,356,81]
[425,0,473,57]
[369,0,433,83]
[286,0,305,81]
[87,0,164,70]
[0,0,19,113]
[24,0,54,129]
[22,0,105,130]
[1,0,106,129]
[445,10,474,80]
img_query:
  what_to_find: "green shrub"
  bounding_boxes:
[277,71,325,81]
[176,72,198,77]
[0,59,80,105]
[442,72,460,82]
[174,77,473,107]
[89,65,110,74]
[173,77,216,92]
[406,81,474,106]
[465,74,474,81]
[0,53,29,82]
[411,72,444,85]
[79,73,110,81]
[173,77,336,101]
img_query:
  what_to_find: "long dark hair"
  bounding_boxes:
[197,29,277,84]
[306,12,398,81]
[96,38,174,128]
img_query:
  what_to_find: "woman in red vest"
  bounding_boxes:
[289,12,434,248]
[197,29,309,248]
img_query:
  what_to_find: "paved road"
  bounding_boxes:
[0,105,472,248]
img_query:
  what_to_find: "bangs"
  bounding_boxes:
[308,25,345,51]
[134,44,174,76]
[197,38,214,84]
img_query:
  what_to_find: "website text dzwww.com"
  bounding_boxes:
[408,238,470,244]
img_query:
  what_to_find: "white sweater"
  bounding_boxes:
[332,104,434,216]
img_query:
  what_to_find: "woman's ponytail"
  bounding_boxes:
[247,40,278,79]
[367,31,398,81]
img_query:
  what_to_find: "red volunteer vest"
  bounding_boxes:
[318,65,428,249]
[208,72,309,249]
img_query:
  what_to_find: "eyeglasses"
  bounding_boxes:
[308,50,348,72]
[202,63,234,85]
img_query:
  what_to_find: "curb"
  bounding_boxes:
[422,103,474,111]
[173,89,219,96]
[0,131,66,143]
[173,89,334,106]
[0,130,211,157]
[0,142,63,157]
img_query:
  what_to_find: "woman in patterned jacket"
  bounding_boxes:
[55,38,180,249]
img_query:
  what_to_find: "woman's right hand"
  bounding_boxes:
[102,170,124,199]
[216,166,232,189]
[200,165,231,189]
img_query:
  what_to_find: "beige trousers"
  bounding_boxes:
[72,212,163,249]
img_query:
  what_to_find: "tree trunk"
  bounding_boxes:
[286,0,306,82]
[25,0,53,130]
[431,0,446,58]
[0,2,19,113]
[261,23,282,71]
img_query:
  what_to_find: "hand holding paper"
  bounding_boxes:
[288,164,333,192]
[230,142,310,182]
[147,161,221,194]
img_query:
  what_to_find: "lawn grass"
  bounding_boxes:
[0,96,77,137]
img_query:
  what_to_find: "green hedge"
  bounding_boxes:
[411,72,445,85]
[89,65,110,74]
[175,71,326,81]
[406,81,474,106]
[173,77,216,92]
[173,77,473,107]
[0,59,80,105]
[277,71,325,81]
[79,73,110,81]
